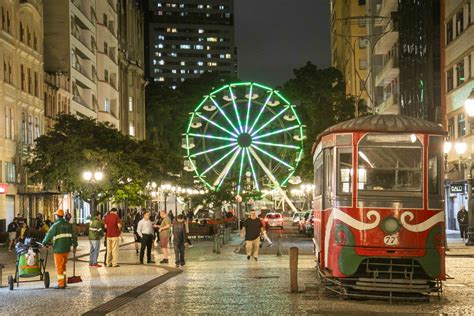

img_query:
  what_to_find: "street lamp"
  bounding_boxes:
[464,88,474,245]
[83,169,104,216]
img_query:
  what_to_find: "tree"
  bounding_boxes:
[27,114,166,209]
[281,62,366,180]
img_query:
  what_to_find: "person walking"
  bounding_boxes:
[7,219,19,251]
[458,205,469,241]
[18,222,29,244]
[184,218,193,247]
[241,210,263,261]
[88,212,104,267]
[137,211,155,264]
[41,209,78,289]
[158,210,171,264]
[173,215,187,268]
[104,208,122,267]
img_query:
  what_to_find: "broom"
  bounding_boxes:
[67,250,82,283]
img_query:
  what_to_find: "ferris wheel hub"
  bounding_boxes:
[237,133,252,148]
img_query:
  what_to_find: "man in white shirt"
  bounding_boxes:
[137,211,155,264]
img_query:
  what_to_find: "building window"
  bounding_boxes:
[20,21,24,42]
[456,8,464,36]
[27,68,32,94]
[448,117,455,140]
[21,112,26,143]
[34,117,40,139]
[104,69,109,82]
[129,122,135,137]
[128,97,133,112]
[27,115,33,144]
[359,59,367,69]
[456,61,465,86]
[34,71,38,97]
[4,106,13,139]
[104,97,110,112]
[446,18,453,44]
[20,64,25,91]
[5,162,16,183]
[458,113,466,137]
[33,33,37,50]
[358,0,366,5]
[447,68,453,91]
[104,41,108,54]
[103,13,108,25]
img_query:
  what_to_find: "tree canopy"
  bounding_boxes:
[27,114,165,206]
[281,62,367,180]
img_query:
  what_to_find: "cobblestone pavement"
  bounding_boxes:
[0,234,474,315]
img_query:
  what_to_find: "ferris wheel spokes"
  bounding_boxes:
[248,91,274,135]
[196,113,238,138]
[252,140,300,149]
[251,144,294,170]
[252,125,300,140]
[237,148,246,194]
[200,145,239,177]
[187,133,237,142]
[228,86,244,133]
[251,106,290,137]
[244,84,253,133]
[214,147,242,190]
[245,148,260,191]
[210,96,240,135]
[190,142,237,158]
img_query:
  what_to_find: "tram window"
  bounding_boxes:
[314,153,323,196]
[337,148,352,194]
[357,147,422,192]
[428,136,442,196]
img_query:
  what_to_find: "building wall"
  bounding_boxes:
[118,0,146,140]
[96,0,120,128]
[145,0,236,87]
[0,0,44,230]
[330,0,369,113]
[44,72,71,132]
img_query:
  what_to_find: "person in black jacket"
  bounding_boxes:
[458,206,469,241]
[173,215,187,268]
[133,210,143,254]
[7,219,19,251]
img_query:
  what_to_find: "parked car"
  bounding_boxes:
[264,213,284,230]
[304,214,314,236]
[292,212,305,226]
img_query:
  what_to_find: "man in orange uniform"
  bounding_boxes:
[42,209,78,289]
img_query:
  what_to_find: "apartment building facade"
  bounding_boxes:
[145,0,237,87]
[330,0,370,113]
[0,0,44,228]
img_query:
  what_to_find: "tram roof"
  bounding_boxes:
[316,114,446,143]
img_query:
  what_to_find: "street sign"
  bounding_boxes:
[0,183,7,194]
[235,195,242,203]
[450,184,465,194]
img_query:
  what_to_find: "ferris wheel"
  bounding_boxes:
[183,82,305,206]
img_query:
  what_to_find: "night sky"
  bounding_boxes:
[235,0,331,87]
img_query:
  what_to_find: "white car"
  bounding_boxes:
[264,213,284,230]
[292,212,305,226]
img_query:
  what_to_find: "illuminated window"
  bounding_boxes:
[447,68,453,91]
[128,97,133,112]
[180,44,191,49]
[207,37,218,42]
[180,61,185,66]
[197,61,203,66]
[172,69,177,74]
[456,61,465,86]
[104,97,110,113]
[458,114,466,137]
[129,122,135,137]
[226,54,231,59]
[207,62,217,67]
[158,77,165,82]
[158,35,164,40]
[198,29,204,34]
[158,43,163,48]
[159,60,165,65]
[194,44,204,49]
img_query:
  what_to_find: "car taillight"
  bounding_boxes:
[264,218,268,222]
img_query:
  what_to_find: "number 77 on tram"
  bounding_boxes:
[312,114,446,296]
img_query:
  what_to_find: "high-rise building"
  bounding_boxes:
[118,0,146,140]
[0,0,45,229]
[43,0,99,120]
[96,0,120,128]
[330,0,370,113]
[44,72,71,132]
[145,0,237,87]
[441,0,473,232]
[366,0,442,123]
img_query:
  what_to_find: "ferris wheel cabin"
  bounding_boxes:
[311,114,446,298]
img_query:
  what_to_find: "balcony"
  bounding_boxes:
[375,57,399,87]
[374,20,398,55]
[72,63,96,88]
[376,93,400,114]
[71,0,95,30]
[71,26,95,56]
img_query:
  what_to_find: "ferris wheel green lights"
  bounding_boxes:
[184,82,305,193]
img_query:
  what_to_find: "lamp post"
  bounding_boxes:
[83,170,104,216]
[464,88,474,245]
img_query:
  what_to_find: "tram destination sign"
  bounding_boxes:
[450,184,465,194]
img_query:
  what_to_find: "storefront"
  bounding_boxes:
[446,182,466,232]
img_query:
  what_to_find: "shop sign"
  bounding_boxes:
[450,184,465,194]
[0,183,7,194]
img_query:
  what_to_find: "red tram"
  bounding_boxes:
[312,115,446,298]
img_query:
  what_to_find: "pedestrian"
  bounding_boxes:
[65,209,72,222]
[173,214,187,268]
[7,219,19,251]
[187,210,194,222]
[158,210,171,264]
[137,211,156,264]
[168,210,175,222]
[18,222,29,244]
[184,218,193,247]
[41,209,78,289]
[104,208,122,267]
[133,210,142,254]
[458,205,469,241]
[241,209,263,261]
[88,212,104,267]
